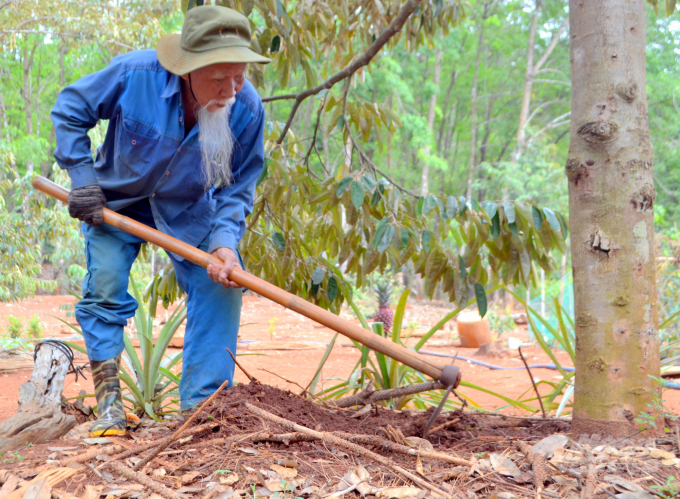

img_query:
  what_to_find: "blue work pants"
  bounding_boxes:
[75,220,242,411]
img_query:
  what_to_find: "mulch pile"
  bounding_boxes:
[1,381,679,499]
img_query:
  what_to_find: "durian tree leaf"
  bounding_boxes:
[312,267,325,285]
[532,205,543,230]
[475,283,487,318]
[327,276,338,302]
[543,207,562,233]
[351,181,365,210]
[272,232,286,251]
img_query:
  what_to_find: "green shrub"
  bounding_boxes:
[27,314,43,339]
[7,316,24,339]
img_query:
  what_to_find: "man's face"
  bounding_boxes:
[183,63,247,112]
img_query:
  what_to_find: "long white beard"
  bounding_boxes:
[196,97,235,190]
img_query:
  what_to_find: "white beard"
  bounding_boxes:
[196,97,235,190]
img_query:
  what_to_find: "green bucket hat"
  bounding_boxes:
[157,5,270,76]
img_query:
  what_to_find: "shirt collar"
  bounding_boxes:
[161,73,181,99]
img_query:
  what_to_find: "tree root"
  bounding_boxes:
[132,379,230,471]
[254,430,471,466]
[515,442,547,499]
[108,462,179,499]
[245,402,451,498]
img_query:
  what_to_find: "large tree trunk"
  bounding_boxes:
[568,0,660,438]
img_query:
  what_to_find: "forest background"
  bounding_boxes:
[1,0,679,324]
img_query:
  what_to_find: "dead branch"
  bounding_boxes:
[245,402,451,498]
[273,0,424,145]
[132,378,231,471]
[516,441,546,499]
[581,457,596,499]
[71,444,126,464]
[330,381,446,408]
[428,418,461,435]
[72,424,219,466]
[518,347,547,418]
[255,430,471,466]
[108,462,179,499]
[226,348,255,382]
[335,432,471,467]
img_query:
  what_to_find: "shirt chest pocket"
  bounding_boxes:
[114,117,162,177]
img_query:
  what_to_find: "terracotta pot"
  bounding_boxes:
[456,311,492,348]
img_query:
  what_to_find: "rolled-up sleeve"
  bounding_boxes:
[51,57,126,188]
[208,105,265,254]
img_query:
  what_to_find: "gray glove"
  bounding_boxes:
[68,185,107,226]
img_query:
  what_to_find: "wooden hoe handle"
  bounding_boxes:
[32,176,449,381]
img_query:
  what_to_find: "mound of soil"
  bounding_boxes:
[175,381,569,453]
[2,381,576,499]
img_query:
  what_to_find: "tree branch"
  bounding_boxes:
[275,0,425,145]
[262,93,298,103]
[525,112,570,147]
[525,99,564,128]
[302,93,328,175]
[0,30,135,50]
[246,200,266,231]
[341,79,419,198]
[654,173,678,202]
[533,78,571,86]
[533,17,569,73]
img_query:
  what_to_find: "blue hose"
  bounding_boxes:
[419,349,680,390]
[237,340,680,390]
[418,350,575,372]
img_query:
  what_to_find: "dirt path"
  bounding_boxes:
[1,294,679,422]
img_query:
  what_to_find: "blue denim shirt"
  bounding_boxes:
[51,49,265,254]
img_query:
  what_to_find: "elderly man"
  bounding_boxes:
[51,5,269,436]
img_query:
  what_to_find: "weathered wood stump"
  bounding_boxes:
[0,344,77,453]
[0,349,34,373]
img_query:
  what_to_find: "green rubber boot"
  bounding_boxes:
[89,357,127,437]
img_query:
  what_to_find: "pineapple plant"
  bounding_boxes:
[373,282,394,333]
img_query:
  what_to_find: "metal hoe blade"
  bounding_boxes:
[422,362,461,437]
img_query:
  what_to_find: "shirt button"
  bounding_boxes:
[166,171,170,176]
[179,117,183,123]
[131,140,137,145]
[151,193,156,198]
[178,147,182,152]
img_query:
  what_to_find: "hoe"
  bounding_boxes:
[33,176,461,434]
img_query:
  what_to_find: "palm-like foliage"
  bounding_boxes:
[57,276,186,419]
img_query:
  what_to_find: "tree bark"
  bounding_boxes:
[513,2,568,162]
[421,49,442,196]
[513,0,541,163]
[568,0,660,438]
[0,344,77,453]
[466,19,484,199]
[0,92,6,141]
[437,70,457,152]
[21,40,38,136]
